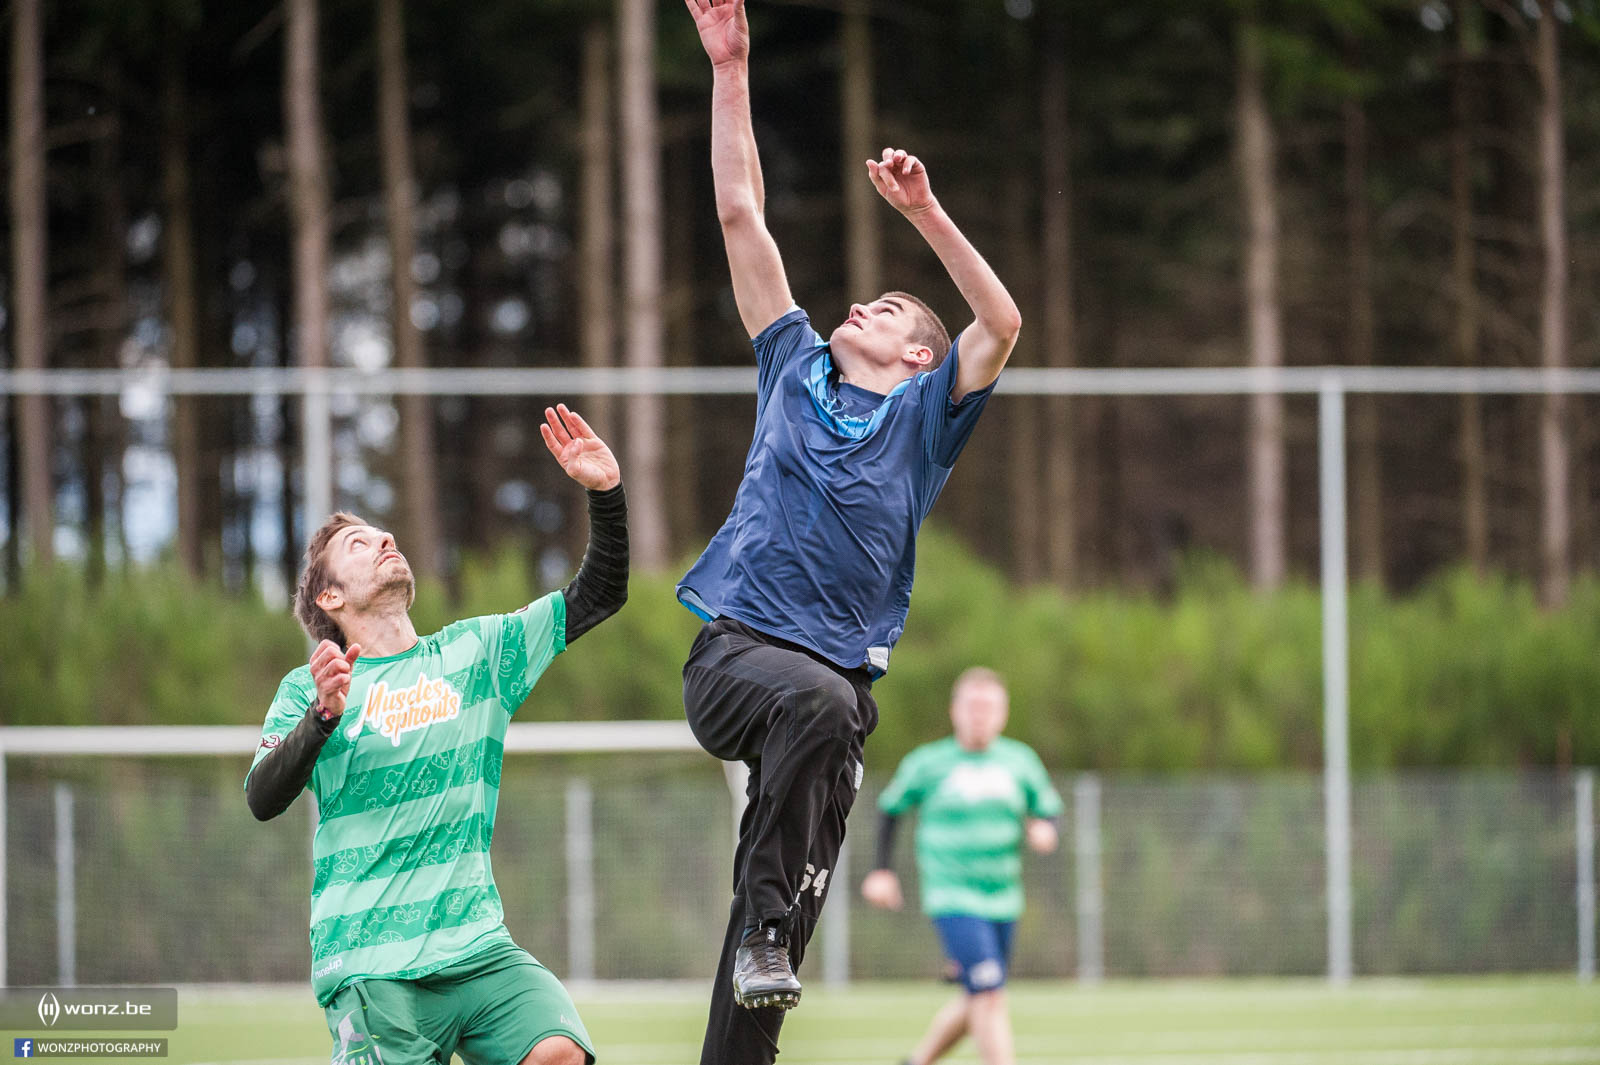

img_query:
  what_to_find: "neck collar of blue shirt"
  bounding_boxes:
[807,347,919,440]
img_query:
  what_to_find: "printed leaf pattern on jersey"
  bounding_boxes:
[248,591,566,1005]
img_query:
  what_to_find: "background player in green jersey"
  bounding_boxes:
[861,668,1063,1065]
[246,404,626,1065]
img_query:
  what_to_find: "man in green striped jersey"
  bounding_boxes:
[247,405,626,1065]
[861,668,1062,1065]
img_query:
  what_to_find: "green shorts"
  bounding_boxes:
[322,941,595,1065]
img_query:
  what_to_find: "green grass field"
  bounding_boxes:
[151,977,1599,1065]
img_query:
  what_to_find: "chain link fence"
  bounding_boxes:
[2,757,1593,986]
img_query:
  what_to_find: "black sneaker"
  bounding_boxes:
[732,924,802,1010]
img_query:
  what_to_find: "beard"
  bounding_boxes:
[381,569,417,610]
[356,567,416,613]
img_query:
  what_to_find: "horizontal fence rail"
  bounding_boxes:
[6,365,1600,397]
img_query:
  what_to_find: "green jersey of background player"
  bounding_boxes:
[246,404,627,1065]
[862,667,1063,1065]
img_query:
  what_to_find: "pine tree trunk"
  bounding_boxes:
[90,95,130,588]
[277,269,301,591]
[1343,99,1383,585]
[286,0,333,528]
[579,21,617,440]
[4,403,19,585]
[665,138,702,557]
[841,0,879,300]
[618,0,668,569]
[10,0,52,568]
[1450,12,1489,573]
[376,0,442,577]
[162,33,204,577]
[1236,23,1286,590]
[1004,166,1041,584]
[1040,7,1076,588]
[1534,0,1569,607]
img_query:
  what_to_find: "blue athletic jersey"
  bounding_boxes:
[677,307,994,675]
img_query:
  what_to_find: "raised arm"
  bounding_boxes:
[539,404,628,642]
[867,149,1022,400]
[686,0,793,338]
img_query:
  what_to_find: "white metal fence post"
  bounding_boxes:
[723,761,748,857]
[54,784,74,987]
[1074,773,1103,983]
[565,778,596,983]
[1578,768,1595,983]
[303,368,332,531]
[0,741,8,987]
[1320,379,1354,985]
[822,835,849,986]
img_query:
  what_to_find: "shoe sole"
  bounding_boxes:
[733,986,802,1010]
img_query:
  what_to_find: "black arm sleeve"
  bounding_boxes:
[245,706,337,822]
[874,810,900,871]
[563,484,629,644]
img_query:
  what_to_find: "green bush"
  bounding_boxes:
[3,532,1597,770]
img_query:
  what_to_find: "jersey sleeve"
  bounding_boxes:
[246,672,316,787]
[876,745,932,816]
[919,331,997,469]
[751,307,822,404]
[1020,745,1064,820]
[482,590,568,716]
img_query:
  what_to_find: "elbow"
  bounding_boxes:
[717,202,762,231]
[246,793,277,822]
[995,309,1022,347]
[245,778,283,822]
[600,582,629,623]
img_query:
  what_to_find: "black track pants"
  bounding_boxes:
[682,618,878,1065]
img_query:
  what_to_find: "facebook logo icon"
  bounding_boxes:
[12,1039,31,1058]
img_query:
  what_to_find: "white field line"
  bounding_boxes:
[1027,1024,1600,1051]
[596,1049,1600,1065]
[175,1029,1600,1061]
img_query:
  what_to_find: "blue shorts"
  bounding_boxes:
[932,914,1016,994]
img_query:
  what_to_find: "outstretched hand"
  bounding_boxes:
[541,404,621,491]
[866,148,936,217]
[685,0,749,67]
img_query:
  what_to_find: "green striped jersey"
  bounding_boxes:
[246,593,565,1005]
[877,735,1062,921]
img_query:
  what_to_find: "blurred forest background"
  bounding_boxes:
[2,0,1599,766]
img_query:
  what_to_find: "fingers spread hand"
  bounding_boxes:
[544,406,573,449]
[560,405,597,441]
[539,422,564,463]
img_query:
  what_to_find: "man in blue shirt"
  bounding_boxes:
[680,3,1022,1062]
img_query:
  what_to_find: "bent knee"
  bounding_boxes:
[519,1034,589,1065]
[789,675,861,736]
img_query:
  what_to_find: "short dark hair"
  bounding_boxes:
[881,291,952,370]
[293,512,366,649]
